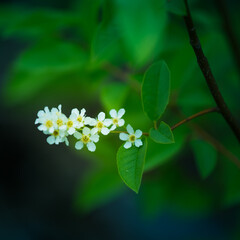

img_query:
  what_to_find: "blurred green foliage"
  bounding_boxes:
[1,0,240,221]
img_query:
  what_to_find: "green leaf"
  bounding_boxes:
[191,139,218,179]
[114,0,166,65]
[145,127,186,171]
[149,121,174,144]
[117,138,148,193]
[100,82,130,112]
[166,0,186,16]
[142,60,170,121]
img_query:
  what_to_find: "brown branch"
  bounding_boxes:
[183,0,240,142]
[171,107,220,130]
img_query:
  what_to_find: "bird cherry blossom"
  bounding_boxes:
[109,108,125,130]
[119,124,143,149]
[92,112,112,135]
[74,127,99,152]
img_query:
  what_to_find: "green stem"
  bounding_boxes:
[153,120,158,130]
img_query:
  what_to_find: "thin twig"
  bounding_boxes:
[183,0,240,142]
[171,107,220,130]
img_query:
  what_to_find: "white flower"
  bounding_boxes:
[46,129,69,146]
[54,111,68,130]
[74,127,99,152]
[109,108,125,130]
[69,108,86,129]
[92,112,112,135]
[35,106,55,134]
[119,124,143,149]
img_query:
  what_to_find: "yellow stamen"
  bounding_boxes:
[67,120,73,128]
[97,121,103,129]
[81,135,90,144]
[53,130,59,137]
[77,116,82,122]
[113,118,118,124]
[46,120,53,128]
[129,135,136,142]
[56,119,63,126]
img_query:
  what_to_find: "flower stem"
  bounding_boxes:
[153,120,158,130]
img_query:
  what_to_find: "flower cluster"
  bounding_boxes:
[35,105,143,151]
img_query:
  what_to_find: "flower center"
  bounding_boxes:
[77,116,82,122]
[53,130,59,137]
[67,120,73,128]
[113,118,118,124]
[81,135,90,144]
[56,119,63,126]
[129,135,136,142]
[97,121,103,129]
[46,120,53,128]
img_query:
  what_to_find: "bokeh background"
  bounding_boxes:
[0,0,240,239]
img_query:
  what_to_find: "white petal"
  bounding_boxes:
[44,106,50,113]
[37,110,45,117]
[87,142,96,152]
[49,127,54,134]
[55,137,60,145]
[101,127,110,135]
[118,108,125,118]
[103,119,112,127]
[68,127,75,135]
[75,141,83,150]
[74,131,82,139]
[126,124,134,134]
[80,108,86,116]
[109,109,117,118]
[51,108,58,114]
[84,117,97,126]
[118,119,125,127]
[135,139,143,147]
[47,136,55,145]
[90,134,99,143]
[59,125,67,130]
[98,112,105,121]
[119,133,129,141]
[69,113,77,121]
[65,138,69,146]
[38,125,47,131]
[124,141,132,149]
[91,128,98,135]
[77,122,84,129]
[35,119,39,124]
[71,108,79,116]
[110,125,116,131]
[135,130,142,138]
[58,104,62,112]
[83,127,91,135]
